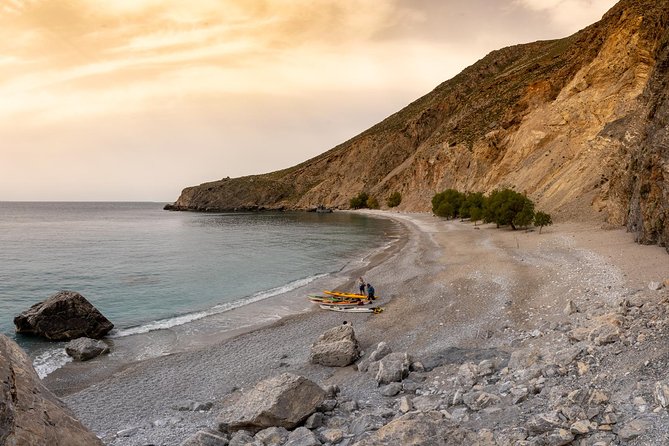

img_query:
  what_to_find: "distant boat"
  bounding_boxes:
[315,205,332,213]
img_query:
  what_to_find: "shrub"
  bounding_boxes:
[432,189,465,219]
[367,197,380,209]
[460,192,485,222]
[484,188,534,230]
[387,191,402,208]
[534,211,553,233]
[350,192,369,209]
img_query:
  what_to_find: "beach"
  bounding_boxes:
[44,211,669,445]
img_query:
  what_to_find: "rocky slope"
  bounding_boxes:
[167,0,669,247]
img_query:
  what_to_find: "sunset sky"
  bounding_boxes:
[1,0,617,201]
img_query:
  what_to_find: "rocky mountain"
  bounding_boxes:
[166,0,669,249]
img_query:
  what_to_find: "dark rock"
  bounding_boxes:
[254,426,288,446]
[65,337,110,361]
[0,334,103,445]
[285,426,321,446]
[14,291,113,341]
[217,373,325,434]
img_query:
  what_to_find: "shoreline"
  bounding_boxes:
[43,210,409,397]
[47,211,669,445]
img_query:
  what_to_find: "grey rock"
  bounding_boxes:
[368,342,392,362]
[380,382,402,397]
[412,395,442,411]
[348,414,385,436]
[655,380,669,407]
[375,352,411,385]
[285,427,320,446]
[351,411,448,446]
[0,334,104,446]
[340,400,359,413]
[527,411,566,435]
[410,361,425,372]
[618,418,651,441]
[228,430,258,446]
[180,429,229,446]
[172,400,215,412]
[398,396,413,413]
[317,399,337,412]
[13,290,114,340]
[456,362,479,389]
[649,281,663,291]
[304,412,324,429]
[65,337,110,361]
[217,373,325,434]
[319,428,344,444]
[254,426,288,446]
[564,300,579,315]
[309,325,360,367]
[462,391,501,411]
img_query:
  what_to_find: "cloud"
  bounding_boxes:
[514,0,615,29]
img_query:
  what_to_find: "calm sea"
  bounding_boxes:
[0,202,397,375]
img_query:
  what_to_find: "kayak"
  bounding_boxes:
[319,304,383,314]
[323,290,377,300]
[307,294,350,303]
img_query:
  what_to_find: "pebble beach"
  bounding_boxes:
[44,211,669,445]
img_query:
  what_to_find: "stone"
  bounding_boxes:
[380,382,403,397]
[456,362,479,389]
[254,426,288,446]
[319,428,343,444]
[462,391,501,411]
[526,411,566,435]
[228,430,257,446]
[351,411,448,446]
[64,337,110,361]
[618,418,651,441]
[375,352,411,385]
[0,334,104,446]
[399,396,413,413]
[172,400,215,412]
[564,300,579,315]
[348,414,385,436]
[309,325,360,367]
[368,342,392,362]
[317,399,337,412]
[655,380,669,407]
[14,290,114,340]
[569,420,593,435]
[304,412,324,429]
[217,373,325,434]
[284,427,320,446]
[477,359,496,376]
[549,346,582,368]
[412,395,442,412]
[180,429,229,446]
[649,281,663,291]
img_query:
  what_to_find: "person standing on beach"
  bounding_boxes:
[358,277,366,295]
[366,283,375,301]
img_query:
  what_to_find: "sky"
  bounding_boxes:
[0,0,618,201]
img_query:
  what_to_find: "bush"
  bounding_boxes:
[534,211,553,233]
[387,191,402,208]
[350,192,369,209]
[484,188,534,230]
[367,197,380,209]
[432,189,465,219]
[460,192,485,222]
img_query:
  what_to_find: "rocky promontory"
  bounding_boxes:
[166,0,669,252]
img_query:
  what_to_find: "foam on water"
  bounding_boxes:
[113,273,326,337]
[33,348,73,379]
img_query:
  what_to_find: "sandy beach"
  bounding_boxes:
[44,211,669,445]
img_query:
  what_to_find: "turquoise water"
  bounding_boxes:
[0,203,396,353]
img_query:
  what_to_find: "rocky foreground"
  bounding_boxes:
[37,212,668,446]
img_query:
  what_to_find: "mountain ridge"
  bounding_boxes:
[167,0,669,249]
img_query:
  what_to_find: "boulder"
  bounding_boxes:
[65,337,110,361]
[14,291,114,341]
[352,411,449,446]
[309,324,360,367]
[217,373,325,434]
[0,334,104,446]
[375,352,411,385]
[284,426,320,446]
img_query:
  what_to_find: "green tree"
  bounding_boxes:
[349,192,369,209]
[534,211,553,233]
[460,192,485,222]
[483,188,534,230]
[386,191,402,208]
[432,189,465,219]
[366,196,380,209]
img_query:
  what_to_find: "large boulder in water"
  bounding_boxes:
[0,334,103,445]
[217,373,325,434]
[309,324,360,367]
[14,291,113,341]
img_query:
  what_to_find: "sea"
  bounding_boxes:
[0,202,398,378]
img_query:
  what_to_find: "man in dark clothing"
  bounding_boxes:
[366,283,375,301]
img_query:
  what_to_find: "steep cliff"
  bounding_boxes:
[167,0,669,246]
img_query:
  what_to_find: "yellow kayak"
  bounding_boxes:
[324,290,378,300]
